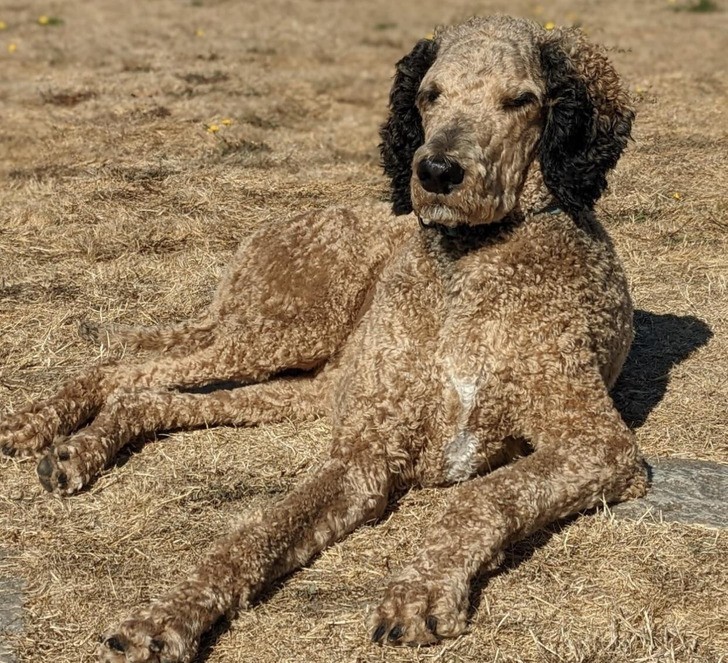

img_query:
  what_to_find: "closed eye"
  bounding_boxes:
[417,86,441,109]
[502,91,538,110]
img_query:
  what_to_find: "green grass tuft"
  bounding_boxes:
[671,0,720,12]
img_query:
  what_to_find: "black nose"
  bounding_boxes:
[416,157,465,195]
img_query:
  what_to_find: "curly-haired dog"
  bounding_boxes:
[0,15,647,662]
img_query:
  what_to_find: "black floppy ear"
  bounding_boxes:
[379,38,439,215]
[539,29,634,217]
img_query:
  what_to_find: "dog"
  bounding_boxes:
[0,15,647,662]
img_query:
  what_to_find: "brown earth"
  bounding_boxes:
[0,0,726,662]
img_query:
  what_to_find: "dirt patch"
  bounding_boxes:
[0,0,726,662]
[39,88,96,107]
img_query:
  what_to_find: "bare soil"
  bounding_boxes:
[0,1,726,662]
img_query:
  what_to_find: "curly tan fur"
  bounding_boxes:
[0,16,647,662]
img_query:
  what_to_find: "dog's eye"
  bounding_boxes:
[417,86,441,108]
[503,91,538,110]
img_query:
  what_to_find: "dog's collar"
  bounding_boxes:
[531,202,562,216]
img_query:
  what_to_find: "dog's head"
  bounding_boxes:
[379,16,634,226]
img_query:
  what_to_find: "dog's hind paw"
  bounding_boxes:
[0,410,57,457]
[36,442,87,495]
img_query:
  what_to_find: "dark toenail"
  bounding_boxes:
[150,638,164,653]
[57,449,71,461]
[37,456,52,478]
[426,615,438,635]
[372,623,387,643]
[37,458,54,492]
[388,625,403,641]
[56,472,67,488]
[105,635,126,652]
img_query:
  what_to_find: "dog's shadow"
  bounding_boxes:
[468,309,712,619]
[611,310,712,428]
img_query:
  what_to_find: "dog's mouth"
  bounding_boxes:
[415,202,468,227]
[415,199,507,230]
[417,216,472,237]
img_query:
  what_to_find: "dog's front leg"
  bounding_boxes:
[98,452,392,663]
[373,378,647,646]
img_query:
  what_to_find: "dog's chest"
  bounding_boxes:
[441,361,484,482]
[435,278,501,484]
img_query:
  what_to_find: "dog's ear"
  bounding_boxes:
[539,29,634,217]
[379,37,439,215]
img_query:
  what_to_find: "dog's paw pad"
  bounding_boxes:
[371,618,439,646]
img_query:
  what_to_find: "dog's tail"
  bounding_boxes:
[78,318,216,354]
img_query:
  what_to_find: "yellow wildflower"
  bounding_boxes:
[207,124,220,133]
[672,192,682,200]
[544,21,556,30]
[37,14,62,26]
[221,118,233,126]
[195,28,205,37]
[7,42,17,53]
[0,21,7,30]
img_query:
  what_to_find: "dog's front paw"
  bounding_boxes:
[98,614,193,663]
[372,567,469,646]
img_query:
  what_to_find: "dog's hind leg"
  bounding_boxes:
[97,449,391,663]
[0,299,344,459]
[2,206,406,458]
[0,329,329,459]
[0,362,120,458]
[36,371,331,494]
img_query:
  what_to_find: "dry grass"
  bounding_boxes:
[1,0,727,661]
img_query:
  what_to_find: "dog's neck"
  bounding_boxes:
[418,213,524,255]
[519,162,556,216]
[418,215,521,239]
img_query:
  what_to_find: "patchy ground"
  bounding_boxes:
[0,0,726,661]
